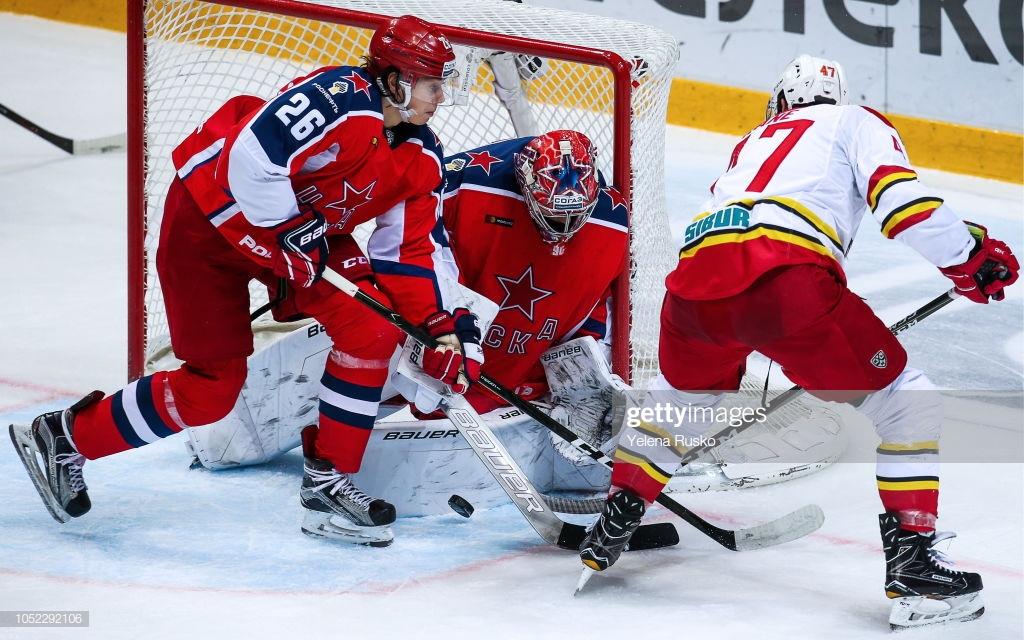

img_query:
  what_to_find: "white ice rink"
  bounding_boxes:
[1,14,1022,640]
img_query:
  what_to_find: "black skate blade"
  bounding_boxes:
[8,423,71,524]
[556,522,679,552]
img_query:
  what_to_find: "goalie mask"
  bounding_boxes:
[514,130,600,244]
[366,15,459,119]
[765,54,848,120]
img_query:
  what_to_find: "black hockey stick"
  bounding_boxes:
[248,278,288,321]
[320,268,677,552]
[321,267,818,552]
[0,103,126,155]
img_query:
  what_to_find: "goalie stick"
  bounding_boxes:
[0,103,126,155]
[321,268,677,552]
[320,267,820,552]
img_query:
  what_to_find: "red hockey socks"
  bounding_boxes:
[72,360,246,460]
[313,353,388,473]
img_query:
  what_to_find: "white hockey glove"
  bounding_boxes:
[485,50,540,137]
[541,337,629,465]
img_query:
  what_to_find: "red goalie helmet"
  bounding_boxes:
[514,130,600,244]
[366,15,457,83]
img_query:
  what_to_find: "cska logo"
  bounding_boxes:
[870,350,888,369]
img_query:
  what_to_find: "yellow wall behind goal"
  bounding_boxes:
[2,0,1021,184]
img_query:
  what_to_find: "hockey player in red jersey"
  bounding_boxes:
[440,130,628,414]
[10,15,484,547]
[181,129,630,482]
[581,55,1018,628]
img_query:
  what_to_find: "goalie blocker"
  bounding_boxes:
[185,325,846,515]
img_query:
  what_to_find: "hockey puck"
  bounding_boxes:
[448,494,474,518]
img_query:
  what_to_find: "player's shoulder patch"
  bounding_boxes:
[587,185,629,233]
[445,157,468,173]
[288,66,382,128]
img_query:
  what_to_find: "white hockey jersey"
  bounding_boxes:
[667,103,975,300]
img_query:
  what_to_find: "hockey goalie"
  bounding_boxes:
[185,128,846,527]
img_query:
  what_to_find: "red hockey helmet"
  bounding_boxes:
[514,130,600,243]
[367,15,458,107]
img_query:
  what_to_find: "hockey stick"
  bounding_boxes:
[673,288,961,474]
[320,268,677,552]
[320,267,814,552]
[0,103,126,155]
[437,394,675,550]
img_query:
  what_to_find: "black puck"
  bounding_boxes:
[448,494,474,518]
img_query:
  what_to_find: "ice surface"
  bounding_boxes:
[1,14,1021,640]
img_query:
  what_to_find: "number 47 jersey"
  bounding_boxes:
[667,103,975,301]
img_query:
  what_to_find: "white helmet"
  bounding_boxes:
[765,54,848,120]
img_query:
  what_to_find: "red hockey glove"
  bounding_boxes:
[420,308,484,394]
[939,221,1019,304]
[272,209,329,288]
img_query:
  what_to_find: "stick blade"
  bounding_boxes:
[557,521,679,552]
[72,133,127,155]
[732,504,824,551]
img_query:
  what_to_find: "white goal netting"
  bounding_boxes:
[138,0,679,384]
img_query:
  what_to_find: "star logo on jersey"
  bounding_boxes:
[325,179,376,229]
[496,265,554,321]
[606,187,628,211]
[466,150,502,175]
[343,71,373,99]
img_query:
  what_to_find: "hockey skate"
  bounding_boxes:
[880,513,984,630]
[299,427,396,547]
[9,391,102,523]
[576,489,646,593]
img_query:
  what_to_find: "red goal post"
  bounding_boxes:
[128,0,678,385]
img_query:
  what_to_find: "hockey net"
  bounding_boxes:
[129,0,679,385]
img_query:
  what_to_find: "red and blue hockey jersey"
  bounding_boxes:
[439,137,629,412]
[170,65,451,324]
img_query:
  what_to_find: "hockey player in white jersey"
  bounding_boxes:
[581,55,1019,630]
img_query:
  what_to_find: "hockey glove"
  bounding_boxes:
[420,308,484,394]
[939,221,1019,304]
[272,209,329,288]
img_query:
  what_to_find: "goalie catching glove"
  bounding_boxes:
[421,308,483,394]
[271,207,329,288]
[939,221,1018,304]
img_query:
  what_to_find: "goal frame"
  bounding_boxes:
[127,0,637,382]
